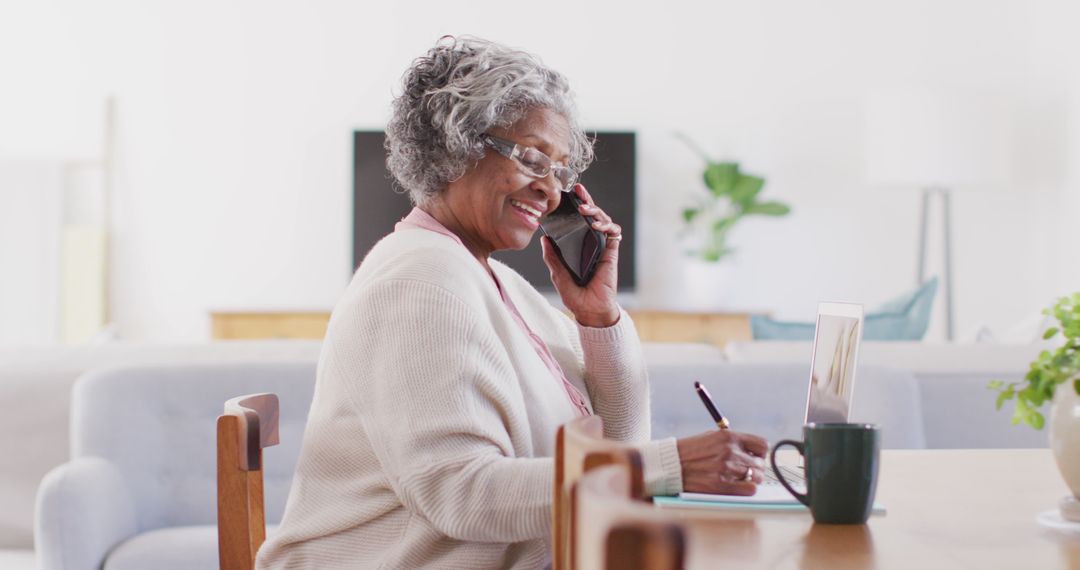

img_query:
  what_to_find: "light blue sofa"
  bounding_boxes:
[650,363,927,449]
[34,356,932,570]
[724,341,1050,449]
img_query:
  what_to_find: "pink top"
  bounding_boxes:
[395,207,592,417]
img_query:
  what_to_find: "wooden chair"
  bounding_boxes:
[553,416,645,570]
[217,393,280,570]
[606,521,686,570]
[580,464,686,570]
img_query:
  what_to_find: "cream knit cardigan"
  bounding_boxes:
[256,228,682,569]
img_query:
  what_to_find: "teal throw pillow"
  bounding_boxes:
[750,277,939,341]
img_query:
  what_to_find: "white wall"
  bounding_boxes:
[0,163,63,345]
[1,0,1077,344]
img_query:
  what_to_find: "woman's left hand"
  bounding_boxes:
[540,183,622,328]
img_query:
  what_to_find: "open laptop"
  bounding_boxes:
[761,302,865,487]
[675,302,865,504]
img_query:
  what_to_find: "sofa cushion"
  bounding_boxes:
[103,526,217,570]
[102,524,279,570]
[723,340,1049,449]
[724,340,1043,375]
[646,362,927,449]
[917,373,1049,449]
[750,278,938,341]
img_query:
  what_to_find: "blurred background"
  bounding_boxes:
[1,0,1077,346]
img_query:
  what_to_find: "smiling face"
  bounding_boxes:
[434,106,572,260]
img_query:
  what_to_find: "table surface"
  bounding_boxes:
[661,449,1080,569]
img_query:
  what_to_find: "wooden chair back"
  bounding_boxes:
[578,465,686,570]
[554,416,644,570]
[606,521,686,570]
[217,393,280,570]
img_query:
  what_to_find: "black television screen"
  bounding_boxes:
[353,131,636,291]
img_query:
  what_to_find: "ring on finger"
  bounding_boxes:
[742,466,754,482]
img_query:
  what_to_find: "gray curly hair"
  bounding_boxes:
[386,36,594,206]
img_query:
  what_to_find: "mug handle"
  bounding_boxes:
[770,439,810,507]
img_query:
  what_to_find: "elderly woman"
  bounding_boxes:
[257,36,767,569]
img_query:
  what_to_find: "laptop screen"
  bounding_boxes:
[804,302,865,424]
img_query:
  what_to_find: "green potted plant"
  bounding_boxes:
[989,292,1080,521]
[676,133,791,263]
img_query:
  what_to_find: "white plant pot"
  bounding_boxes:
[679,258,737,311]
[1049,380,1080,521]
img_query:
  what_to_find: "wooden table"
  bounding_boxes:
[664,449,1080,569]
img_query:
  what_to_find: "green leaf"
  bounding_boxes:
[744,202,792,216]
[714,249,734,261]
[712,218,734,233]
[993,289,1074,430]
[1021,385,1049,408]
[682,208,700,223]
[730,175,765,207]
[1009,397,1027,425]
[994,388,1014,410]
[701,247,726,262]
[704,163,738,195]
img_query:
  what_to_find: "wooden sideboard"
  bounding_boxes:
[210,312,333,341]
[630,310,752,346]
[210,310,754,346]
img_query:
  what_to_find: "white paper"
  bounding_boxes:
[680,482,804,504]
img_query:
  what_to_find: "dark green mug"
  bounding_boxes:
[769,423,881,524]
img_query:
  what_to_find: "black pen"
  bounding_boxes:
[694,381,731,430]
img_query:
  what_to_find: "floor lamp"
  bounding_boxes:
[916,186,954,339]
[866,89,1011,341]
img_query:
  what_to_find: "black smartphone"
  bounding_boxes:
[539,191,607,286]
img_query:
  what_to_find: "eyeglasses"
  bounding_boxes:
[482,134,578,191]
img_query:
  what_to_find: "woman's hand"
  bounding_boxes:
[540,183,622,328]
[676,430,769,495]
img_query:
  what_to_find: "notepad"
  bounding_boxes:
[654,495,810,514]
[654,492,886,515]
[682,485,802,504]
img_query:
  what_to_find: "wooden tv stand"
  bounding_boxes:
[210,310,753,346]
